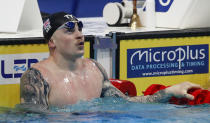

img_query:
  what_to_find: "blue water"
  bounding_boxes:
[0,97,210,123]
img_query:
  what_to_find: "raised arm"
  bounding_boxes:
[92,60,201,103]
[19,68,50,111]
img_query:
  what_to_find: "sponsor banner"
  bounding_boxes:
[0,43,48,107]
[0,53,48,84]
[119,36,210,95]
[127,44,209,78]
[155,0,174,12]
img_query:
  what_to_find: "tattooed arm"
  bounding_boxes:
[92,60,200,103]
[100,80,172,103]
[18,68,50,112]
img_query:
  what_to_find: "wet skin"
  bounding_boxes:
[20,23,201,110]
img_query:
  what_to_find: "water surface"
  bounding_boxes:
[0,97,210,123]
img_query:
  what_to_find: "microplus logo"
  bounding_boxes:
[130,46,206,69]
[155,0,174,12]
[127,44,209,78]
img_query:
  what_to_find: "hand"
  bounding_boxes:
[164,82,201,100]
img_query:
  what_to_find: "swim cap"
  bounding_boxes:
[43,12,78,41]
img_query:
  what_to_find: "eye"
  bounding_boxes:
[66,28,75,33]
[65,22,75,29]
[78,21,83,28]
[78,21,83,32]
[78,28,82,32]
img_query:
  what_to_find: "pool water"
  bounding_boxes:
[0,97,210,123]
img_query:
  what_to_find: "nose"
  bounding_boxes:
[74,26,84,40]
[75,31,84,40]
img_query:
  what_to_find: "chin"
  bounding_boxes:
[76,52,84,58]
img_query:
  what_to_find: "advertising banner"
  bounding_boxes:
[0,53,48,84]
[127,44,209,78]
[0,44,48,107]
[119,36,210,95]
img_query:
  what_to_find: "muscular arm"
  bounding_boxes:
[92,60,171,103]
[19,68,50,110]
[101,80,171,103]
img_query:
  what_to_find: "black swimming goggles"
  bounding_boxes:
[57,21,83,32]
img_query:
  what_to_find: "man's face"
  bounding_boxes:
[51,22,85,58]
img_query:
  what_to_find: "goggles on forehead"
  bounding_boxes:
[57,21,83,32]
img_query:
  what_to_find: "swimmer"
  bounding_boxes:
[19,12,201,110]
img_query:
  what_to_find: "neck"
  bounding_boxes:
[50,51,83,71]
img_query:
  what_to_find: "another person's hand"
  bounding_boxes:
[164,82,201,100]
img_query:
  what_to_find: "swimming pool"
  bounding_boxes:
[0,97,210,123]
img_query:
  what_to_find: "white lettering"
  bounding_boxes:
[130,45,208,69]
[153,51,160,62]
[175,47,185,69]
[199,49,206,59]
[167,51,176,61]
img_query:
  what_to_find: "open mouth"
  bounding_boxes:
[79,42,84,46]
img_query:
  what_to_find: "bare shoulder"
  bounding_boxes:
[32,58,50,70]
[20,67,50,108]
[31,58,54,78]
[87,58,109,81]
[86,59,127,98]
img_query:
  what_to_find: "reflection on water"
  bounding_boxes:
[0,97,210,123]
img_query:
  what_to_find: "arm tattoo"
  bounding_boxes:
[91,59,171,103]
[127,90,171,103]
[100,80,171,103]
[20,68,50,109]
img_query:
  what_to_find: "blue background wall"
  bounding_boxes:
[38,0,122,17]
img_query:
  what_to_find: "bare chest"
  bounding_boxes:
[47,70,103,106]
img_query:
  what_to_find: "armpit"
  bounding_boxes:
[20,68,50,108]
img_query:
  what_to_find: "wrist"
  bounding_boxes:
[164,87,174,97]
[154,89,173,103]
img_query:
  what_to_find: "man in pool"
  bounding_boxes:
[20,12,201,109]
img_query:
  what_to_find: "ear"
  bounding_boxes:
[48,39,56,48]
